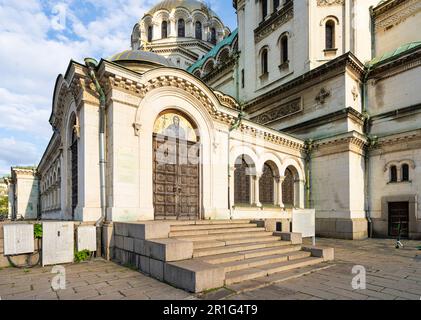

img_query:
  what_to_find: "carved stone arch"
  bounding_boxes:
[320,15,340,26]
[230,145,259,175]
[133,68,227,135]
[216,47,231,64]
[257,153,283,177]
[193,69,202,78]
[400,159,416,170]
[173,8,190,21]
[192,10,208,22]
[202,59,216,75]
[155,10,170,21]
[280,157,305,181]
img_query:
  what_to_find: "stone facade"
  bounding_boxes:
[6,0,419,240]
[7,168,39,220]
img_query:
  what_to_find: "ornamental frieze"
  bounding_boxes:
[374,0,421,31]
[317,0,344,6]
[252,97,302,125]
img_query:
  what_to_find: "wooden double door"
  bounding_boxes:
[153,134,200,220]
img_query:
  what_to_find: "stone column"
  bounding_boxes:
[169,18,176,37]
[275,176,285,208]
[252,173,262,207]
[294,179,305,209]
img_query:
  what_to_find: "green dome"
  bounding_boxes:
[108,50,173,67]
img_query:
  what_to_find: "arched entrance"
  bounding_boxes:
[153,110,201,220]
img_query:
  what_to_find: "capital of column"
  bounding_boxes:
[275,175,286,183]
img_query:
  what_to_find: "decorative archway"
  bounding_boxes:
[153,110,201,220]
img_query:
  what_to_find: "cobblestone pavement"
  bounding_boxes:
[0,259,194,300]
[0,238,420,300]
[224,238,421,300]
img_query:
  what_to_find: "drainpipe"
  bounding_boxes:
[84,58,106,256]
[362,63,376,238]
[304,139,313,209]
[228,109,245,220]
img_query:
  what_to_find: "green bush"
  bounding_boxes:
[34,223,43,239]
[74,250,91,263]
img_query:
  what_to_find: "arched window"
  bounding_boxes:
[178,19,185,37]
[390,165,398,183]
[261,48,268,75]
[282,167,296,207]
[325,20,335,50]
[161,21,168,39]
[402,164,409,182]
[280,35,288,64]
[262,0,268,21]
[260,163,275,204]
[210,28,217,45]
[147,25,153,42]
[234,157,251,204]
[195,21,202,40]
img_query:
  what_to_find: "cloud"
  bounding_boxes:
[0,137,41,175]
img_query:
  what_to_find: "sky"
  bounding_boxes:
[0,0,237,177]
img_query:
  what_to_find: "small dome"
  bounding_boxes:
[109,50,173,67]
[147,0,218,17]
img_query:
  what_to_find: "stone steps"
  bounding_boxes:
[193,240,291,258]
[199,245,303,264]
[169,227,267,237]
[218,251,312,273]
[170,223,257,231]
[192,236,279,250]
[173,231,274,242]
[167,219,253,226]
[225,257,324,285]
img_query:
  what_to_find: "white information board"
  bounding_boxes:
[42,222,74,266]
[292,209,316,238]
[3,224,34,255]
[77,226,97,252]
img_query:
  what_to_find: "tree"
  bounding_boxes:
[0,196,8,219]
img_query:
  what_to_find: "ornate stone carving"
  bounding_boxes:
[133,122,142,136]
[317,0,344,6]
[315,88,331,105]
[352,86,359,101]
[374,0,421,31]
[253,98,302,125]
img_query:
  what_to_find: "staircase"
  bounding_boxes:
[168,220,326,287]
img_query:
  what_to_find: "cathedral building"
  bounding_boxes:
[12,0,420,240]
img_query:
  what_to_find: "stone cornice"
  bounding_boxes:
[281,107,365,134]
[312,131,367,157]
[374,129,421,148]
[368,47,421,80]
[374,0,421,32]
